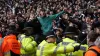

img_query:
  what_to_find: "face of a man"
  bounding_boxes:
[95,28,100,34]
[56,30,62,36]
[86,17,91,23]
[27,29,33,35]
[98,18,100,22]
[49,37,56,43]
[25,28,33,35]
[40,11,46,17]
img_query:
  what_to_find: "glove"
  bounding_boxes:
[34,35,40,45]
[74,45,80,51]
[56,37,62,44]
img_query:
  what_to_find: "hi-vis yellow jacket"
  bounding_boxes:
[18,34,37,56]
[68,44,88,56]
[57,38,88,56]
[36,40,75,56]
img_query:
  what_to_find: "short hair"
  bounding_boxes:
[87,31,98,42]
[94,36,100,47]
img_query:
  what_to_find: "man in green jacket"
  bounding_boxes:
[37,9,69,35]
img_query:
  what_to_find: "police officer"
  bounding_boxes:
[36,31,80,56]
[57,32,88,56]
[19,27,37,56]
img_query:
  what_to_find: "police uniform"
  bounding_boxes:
[68,44,88,56]
[19,34,37,56]
[36,31,75,56]
[57,38,88,56]
[36,40,74,56]
[57,38,75,56]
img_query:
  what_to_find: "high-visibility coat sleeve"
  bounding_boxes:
[23,41,37,51]
[22,40,37,52]
[53,45,74,54]
[67,44,88,56]
[37,45,74,56]
[36,40,74,56]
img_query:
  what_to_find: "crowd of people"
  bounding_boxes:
[0,0,100,56]
[0,0,99,36]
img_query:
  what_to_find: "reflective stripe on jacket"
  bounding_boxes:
[67,44,88,56]
[19,34,37,56]
[57,38,88,56]
[36,40,74,56]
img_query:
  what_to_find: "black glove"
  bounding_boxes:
[56,37,62,44]
[74,45,80,51]
[34,35,40,45]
